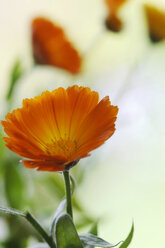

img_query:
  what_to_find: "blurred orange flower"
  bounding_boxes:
[1,86,118,172]
[144,5,165,42]
[32,17,82,74]
[104,0,127,32]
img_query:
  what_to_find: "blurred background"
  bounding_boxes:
[0,0,165,247]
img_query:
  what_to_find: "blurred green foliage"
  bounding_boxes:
[6,60,23,101]
[4,159,26,209]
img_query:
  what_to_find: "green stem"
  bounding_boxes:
[25,212,56,248]
[63,170,73,218]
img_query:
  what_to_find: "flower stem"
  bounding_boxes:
[25,211,56,248]
[63,170,73,218]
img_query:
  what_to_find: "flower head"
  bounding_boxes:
[104,0,127,32]
[144,5,165,42]
[1,86,118,172]
[32,17,82,74]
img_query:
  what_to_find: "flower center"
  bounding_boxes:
[45,138,77,158]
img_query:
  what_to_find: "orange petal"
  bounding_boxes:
[32,17,82,74]
[144,5,165,42]
[72,96,118,159]
[23,160,66,172]
[67,85,99,140]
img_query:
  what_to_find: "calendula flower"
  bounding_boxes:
[144,5,165,42]
[32,17,82,74]
[104,0,127,32]
[1,86,118,172]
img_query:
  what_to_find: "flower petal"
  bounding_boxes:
[23,159,67,172]
[72,96,118,159]
[2,90,70,159]
[105,0,127,13]
[144,5,165,42]
[32,17,82,74]
[67,85,99,140]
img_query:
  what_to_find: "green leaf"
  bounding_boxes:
[28,243,49,248]
[55,213,83,248]
[84,223,98,248]
[0,207,55,247]
[50,199,66,236]
[7,59,23,100]
[79,234,121,248]
[25,211,56,248]
[119,223,134,248]
[0,206,25,217]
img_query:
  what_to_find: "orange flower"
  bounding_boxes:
[104,0,127,32]
[144,5,165,42]
[32,17,82,74]
[1,86,118,172]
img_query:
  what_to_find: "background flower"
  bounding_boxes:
[104,0,127,31]
[144,4,165,42]
[32,17,82,74]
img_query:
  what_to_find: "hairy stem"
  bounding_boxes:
[63,170,73,218]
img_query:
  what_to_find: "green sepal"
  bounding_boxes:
[79,234,121,248]
[55,213,83,248]
[119,223,134,248]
